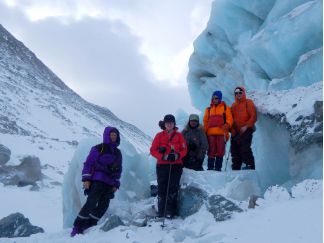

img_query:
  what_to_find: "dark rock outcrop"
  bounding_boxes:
[207,195,243,221]
[0,213,44,238]
[0,144,11,166]
[290,100,323,151]
[0,156,42,187]
[100,215,125,232]
[178,186,208,218]
[178,185,243,221]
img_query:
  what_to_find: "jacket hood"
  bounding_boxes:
[183,123,204,132]
[234,86,247,102]
[103,126,120,146]
[211,90,222,105]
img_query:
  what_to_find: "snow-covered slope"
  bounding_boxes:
[1,179,322,243]
[0,24,151,179]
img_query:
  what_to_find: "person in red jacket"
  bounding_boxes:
[150,114,187,218]
[230,86,257,170]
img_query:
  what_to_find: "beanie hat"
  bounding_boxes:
[234,87,244,93]
[212,90,222,102]
[163,114,176,123]
[189,114,199,121]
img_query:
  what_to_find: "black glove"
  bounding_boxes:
[158,146,167,154]
[188,142,197,151]
[166,153,179,162]
[84,189,90,196]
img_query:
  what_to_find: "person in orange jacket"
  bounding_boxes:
[203,91,233,171]
[230,87,257,170]
[150,114,187,218]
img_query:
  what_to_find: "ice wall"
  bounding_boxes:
[250,83,323,188]
[188,0,322,110]
[62,138,154,228]
[188,0,323,188]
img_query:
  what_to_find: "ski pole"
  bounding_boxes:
[224,144,230,172]
[161,162,173,229]
[223,133,229,171]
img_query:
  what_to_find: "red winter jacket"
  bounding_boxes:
[150,128,187,165]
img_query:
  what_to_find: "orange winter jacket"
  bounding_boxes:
[150,128,187,165]
[203,101,233,140]
[231,87,257,136]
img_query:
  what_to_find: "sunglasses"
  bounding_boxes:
[212,96,219,100]
[235,91,243,95]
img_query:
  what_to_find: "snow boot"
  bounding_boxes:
[157,197,165,218]
[70,226,84,237]
[207,158,215,170]
[215,156,223,171]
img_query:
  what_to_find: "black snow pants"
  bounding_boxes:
[156,164,183,217]
[183,155,204,171]
[73,181,115,228]
[231,128,255,170]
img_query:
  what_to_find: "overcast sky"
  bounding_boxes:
[0,0,212,136]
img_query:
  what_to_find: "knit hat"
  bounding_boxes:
[212,90,222,102]
[163,114,176,123]
[189,114,199,121]
[234,87,244,93]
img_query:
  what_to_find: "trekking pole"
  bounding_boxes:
[161,162,173,229]
[223,133,229,172]
[224,144,231,172]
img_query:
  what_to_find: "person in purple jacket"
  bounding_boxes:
[71,126,122,237]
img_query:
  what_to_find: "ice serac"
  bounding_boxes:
[250,83,323,188]
[188,0,323,189]
[62,139,154,228]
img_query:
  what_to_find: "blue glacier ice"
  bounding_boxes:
[188,0,322,189]
[188,0,322,110]
[62,138,154,228]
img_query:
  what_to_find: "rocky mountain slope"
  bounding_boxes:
[0,24,151,183]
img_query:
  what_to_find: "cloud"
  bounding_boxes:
[2,0,213,86]
[0,1,205,136]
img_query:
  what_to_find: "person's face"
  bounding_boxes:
[189,120,199,127]
[165,122,175,131]
[234,90,243,100]
[110,132,118,142]
[212,96,220,104]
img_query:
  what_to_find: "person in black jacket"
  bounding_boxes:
[182,114,208,171]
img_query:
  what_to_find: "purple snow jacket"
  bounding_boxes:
[82,127,122,188]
